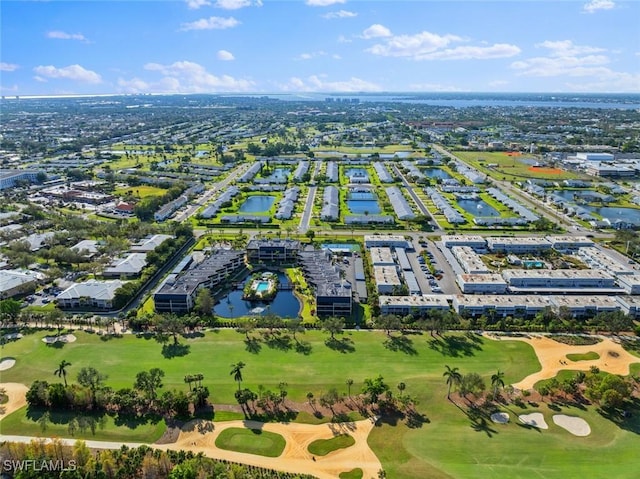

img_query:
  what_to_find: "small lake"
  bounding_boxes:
[551,189,598,201]
[456,198,500,217]
[423,168,452,180]
[213,272,300,318]
[347,199,381,214]
[238,195,275,213]
[380,151,412,159]
[263,168,290,182]
[582,206,640,225]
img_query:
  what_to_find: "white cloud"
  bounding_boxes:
[536,40,606,57]
[365,29,520,61]
[488,80,509,87]
[217,49,235,60]
[306,0,346,6]
[583,0,615,13]
[185,0,211,9]
[361,24,392,39]
[280,74,381,92]
[322,9,357,19]
[414,44,521,61]
[295,51,327,60]
[0,62,19,72]
[337,34,352,43]
[366,31,460,57]
[511,40,609,77]
[214,0,262,9]
[179,16,240,31]
[33,64,102,83]
[46,30,88,41]
[132,60,254,92]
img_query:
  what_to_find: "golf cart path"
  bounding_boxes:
[485,334,640,390]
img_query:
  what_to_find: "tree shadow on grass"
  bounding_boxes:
[325,337,355,353]
[428,334,482,357]
[405,410,430,429]
[244,338,262,354]
[383,335,417,355]
[264,334,293,351]
[598,397,640,435]
[295,341,312,355]
[46,341,65,349]
[162,343,190,358]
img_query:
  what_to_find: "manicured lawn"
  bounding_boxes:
[0,407,166,443]
[0,330,537,404]
[3,329,639,478]
[113,185,167,199]
[308,434,355,456]
[452,151,586,181]
[339,468,363,479]
[566,351,600,362]
[215,427,285,457]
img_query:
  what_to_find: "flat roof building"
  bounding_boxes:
[373,266,402,294]
[452,294,553,318]
[379,294,450,315]
[364,235,411,249]
[456,273,508,294]
[441,235,487,250]
[487,237,552,253]
[451,246,489,274]
[369,247,395,266]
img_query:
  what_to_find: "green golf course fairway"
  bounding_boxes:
[1,329,639,479]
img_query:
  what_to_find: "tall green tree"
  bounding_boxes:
[194,288,214,316]
[491,370,505,399]
[322,317,344,340]
[134,368,165,405]
[54,360,72,387]
[443,365,462,400]
[230,361,246,391]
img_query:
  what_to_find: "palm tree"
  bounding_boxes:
[443,365,462,400]
[230,361,246,391]
[491,370,505,399]
[54,360,72,387]
[346,378,354,398]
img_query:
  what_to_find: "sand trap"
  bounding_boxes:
[485,334,640,390]
[4,333,22,340]
[0,358,16,371]
[42,334,77,344]
[153,417,382,479]
[553,414,591,437]
[490,412,509,424]
[519,412,548,429]
[0,383,29,420]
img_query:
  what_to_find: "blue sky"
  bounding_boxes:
[1,0,639,95]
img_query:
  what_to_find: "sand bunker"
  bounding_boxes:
[0,358,16,371]
[154,417,382,479]
[4,333,22,340]
[0,383,29,420]
[490,412,509,424]
[485,334,640,390]
[519,412,548,429]
[42,334,77,344]
[553,415,591,437]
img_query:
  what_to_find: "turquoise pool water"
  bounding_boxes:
[256,281,269,292]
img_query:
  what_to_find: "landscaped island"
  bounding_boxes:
[243,272,279,301]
